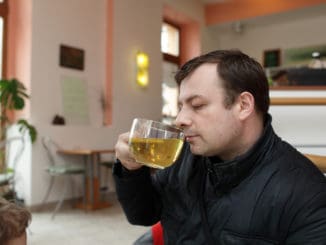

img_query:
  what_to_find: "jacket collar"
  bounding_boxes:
[206,114,276,193]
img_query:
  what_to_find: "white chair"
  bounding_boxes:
[0,136,25,201]
[41,136,86,219]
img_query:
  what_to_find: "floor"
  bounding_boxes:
[28,193,149,245]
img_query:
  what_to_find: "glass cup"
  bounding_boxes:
[129,118,184,169]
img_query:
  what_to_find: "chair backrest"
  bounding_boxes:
[305,154,326,174]
[42,137,61,167]
[0,136,25,171]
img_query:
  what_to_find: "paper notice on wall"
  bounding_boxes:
[61,76,90,125]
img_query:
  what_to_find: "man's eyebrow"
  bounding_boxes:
[178,95,204,105]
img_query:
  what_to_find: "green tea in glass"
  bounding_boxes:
[129,118,184,169]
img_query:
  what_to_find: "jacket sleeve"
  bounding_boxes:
[285,190,326,244]
[113,160,162,226]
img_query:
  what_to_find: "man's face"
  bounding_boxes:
[175,63,242,159]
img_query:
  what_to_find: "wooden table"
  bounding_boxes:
[57,148,115,210]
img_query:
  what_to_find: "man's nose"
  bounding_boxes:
[174,110,191,129]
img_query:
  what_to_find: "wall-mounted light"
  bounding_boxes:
[136,51,149,87]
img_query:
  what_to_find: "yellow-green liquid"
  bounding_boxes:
[130,138,184,169]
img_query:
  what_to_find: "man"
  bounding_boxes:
[113,50,326,244]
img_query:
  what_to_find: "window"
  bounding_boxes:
[0,17,3,78]
[161,22,180,57]
[162,61,179,118]
[161,21,180,124]
[0,0,7,79]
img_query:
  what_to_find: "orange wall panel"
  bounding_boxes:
[105,0,113,125]
[205,0,326,25]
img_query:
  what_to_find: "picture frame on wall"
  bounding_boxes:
[59,44,85,70]
[267,44,326,89]
[263,49,280,68]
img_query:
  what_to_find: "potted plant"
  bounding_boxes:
[0,78,37,198]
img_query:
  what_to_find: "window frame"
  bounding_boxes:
[162,20,180,66]
[161,20,181,120]
[0,0,8,78]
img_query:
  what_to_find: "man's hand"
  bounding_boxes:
[115,132,142,171]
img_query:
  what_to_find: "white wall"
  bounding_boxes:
[25,0,326,206]
[270,90,326,147]
[112,0,163,125]
[205,5,326,63]
[163,0,204,23]
[27,0,163,206]
[162,0,219,58]
[204,5,326,156]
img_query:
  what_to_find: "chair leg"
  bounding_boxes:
[83,173,87,211]
[69,176,76,208]
[51,177,69,220]
[82,160,87,211]
[39,176,55,211]
[100,167,109,201]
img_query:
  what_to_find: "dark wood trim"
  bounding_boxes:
[270,86,326,90]
[163,53,179,65]
[163,19,181,32]
[0,1,8,15]
[271,97,326,105]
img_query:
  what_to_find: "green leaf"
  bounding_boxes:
[0,78,37,145]
[6,168,14,173]
[13,96,25,110]
[17,119,38,143]
[0,78,28,110]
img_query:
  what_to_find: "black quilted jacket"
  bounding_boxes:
[113,116,326,244]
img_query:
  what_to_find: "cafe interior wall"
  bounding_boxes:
[9,0,164,206]
[11,0,326,206]
[204,4,326,156]
[23,0,210,207]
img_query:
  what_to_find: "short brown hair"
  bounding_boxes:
[175,49,270,118]
[0,198,31,244]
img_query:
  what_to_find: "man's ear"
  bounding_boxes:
[236,92,255,120]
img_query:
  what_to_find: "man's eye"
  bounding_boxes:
[192,104,204,110]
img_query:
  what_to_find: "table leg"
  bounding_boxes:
[83,155,87,208]
[77,153,111,210]
[96,153,101,197]
[88,154,94,205]
[90,153,111,209]
[75,155,93,211]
